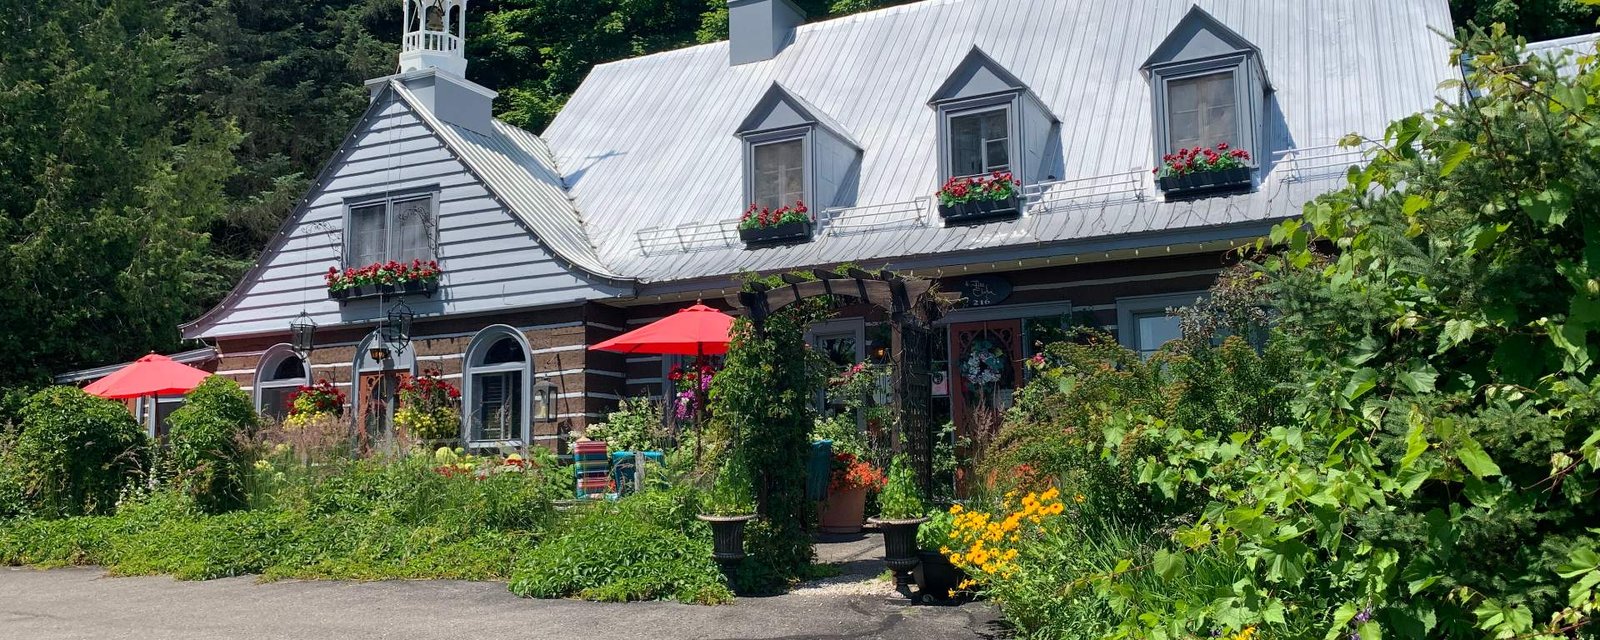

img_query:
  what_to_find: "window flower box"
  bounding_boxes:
[326,260,441,301]
[738,201,812,247]
[1155,143,1253,199]
[936,172,1022,224]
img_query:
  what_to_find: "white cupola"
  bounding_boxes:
[400,0,468,77]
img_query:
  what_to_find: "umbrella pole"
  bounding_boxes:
[694,344,704,465]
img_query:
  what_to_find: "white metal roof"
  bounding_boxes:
[542,0,1458,285]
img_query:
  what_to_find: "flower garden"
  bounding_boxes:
[0,32,1598,639]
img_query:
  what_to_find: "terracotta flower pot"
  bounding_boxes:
[817,486,869,534]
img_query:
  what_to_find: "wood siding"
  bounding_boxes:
[188,93,626,340]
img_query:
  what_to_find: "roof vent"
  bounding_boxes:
[728,0,806,66]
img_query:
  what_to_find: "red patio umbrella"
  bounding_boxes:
[590,303,734,355]
[83,353,212,400]
[590,303,736,464]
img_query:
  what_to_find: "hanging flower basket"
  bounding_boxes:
[738,201,812,247]
[327,260,442,301]
[936,172,1022,224]
[1154,143,1254,199]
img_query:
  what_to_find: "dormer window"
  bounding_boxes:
[1164,70,1236,154]
[948,107,1011,177]
[929,47,1059,225]
[735,83,861,247]
[751,137,806,211]
[1142,7,1272,199]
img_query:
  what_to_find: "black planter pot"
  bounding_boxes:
[697,514,757,566]
[1156,166,1252,200]
[937,194,1021,225]
[913,550,968,601]
[870,516,929,595]
[328,278,440,302]
[739,220,812,247]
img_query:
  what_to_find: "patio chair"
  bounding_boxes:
[573,440,611,500]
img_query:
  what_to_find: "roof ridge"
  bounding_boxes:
[390,82,633,283]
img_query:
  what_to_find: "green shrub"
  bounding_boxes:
[508,488,730,604]
[166,377,256,513]
[875,455,926,520]
[703,455,755,516]
[13,386,147,518]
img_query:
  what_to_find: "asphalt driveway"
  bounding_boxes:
[0,565,1001,640]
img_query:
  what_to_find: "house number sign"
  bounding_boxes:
[958,274,1012,307]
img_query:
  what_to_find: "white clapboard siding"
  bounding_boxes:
[187,91,627,339]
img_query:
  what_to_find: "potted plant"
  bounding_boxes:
[697,457,758,567]
[737,201,812,247]
[912,507,967,602]
[1154,142,1253,199]
[936,171,1021,224]
[393,369,461,446]
[325,259,442,300]
[868,455,930,594]
[817,451,885,534]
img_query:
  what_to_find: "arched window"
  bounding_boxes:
[463,326,532,447]
[256,344,309,421]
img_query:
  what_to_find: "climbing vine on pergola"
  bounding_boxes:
[736,268,946,495]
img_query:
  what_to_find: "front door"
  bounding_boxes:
[949,320,1024,478]
[357,370,409,452]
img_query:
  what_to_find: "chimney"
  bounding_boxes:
[728,0,807,66]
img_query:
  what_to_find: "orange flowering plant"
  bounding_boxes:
[938,487,1071,589]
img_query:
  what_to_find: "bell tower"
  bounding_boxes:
[400,0,468,77]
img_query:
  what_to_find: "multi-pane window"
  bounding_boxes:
[751,139,805,210]
[948,108,1010,178]
[1165,71,1237,153]
[347,195,435,266]
[469,336,526,443]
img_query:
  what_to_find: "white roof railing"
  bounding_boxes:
[635,220,740,256]
[1021,170,1149,215]
[1273,143,1375,184]
[822,197,932,236]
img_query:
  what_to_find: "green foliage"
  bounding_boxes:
[166,377,257,513]
[12,387,147,518]
[985,326,1294,529]
[708,285,830,590]
[1449,0,1600,41]
[587,396,666,454]
[875,455,926,520]
[0,0,242,387]
[1068,29,1600,640]
[0,451,562,582]
[704,455,756,516]
[508,488,731,604]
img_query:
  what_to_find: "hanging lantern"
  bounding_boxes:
[382,300,415,354]
[290,311,317,359]
[532,378,559,423]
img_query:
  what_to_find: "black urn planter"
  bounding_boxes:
[697,514,757,566]
[869,517,929,596]
[937,194,1021,225]
[913,550,968,602]
[739,220,812,247]
[1156,166,1252,200]
[328,279,440,302]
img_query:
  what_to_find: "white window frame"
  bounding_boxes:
[742,127,812,211]
[462,325,533,451]
[1149,55,1256,168]
[342,187,440,267]
[1115,292,1207,358]
[944,104,1014,179]
[936,94,1020,182]
[255,343,309,419]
